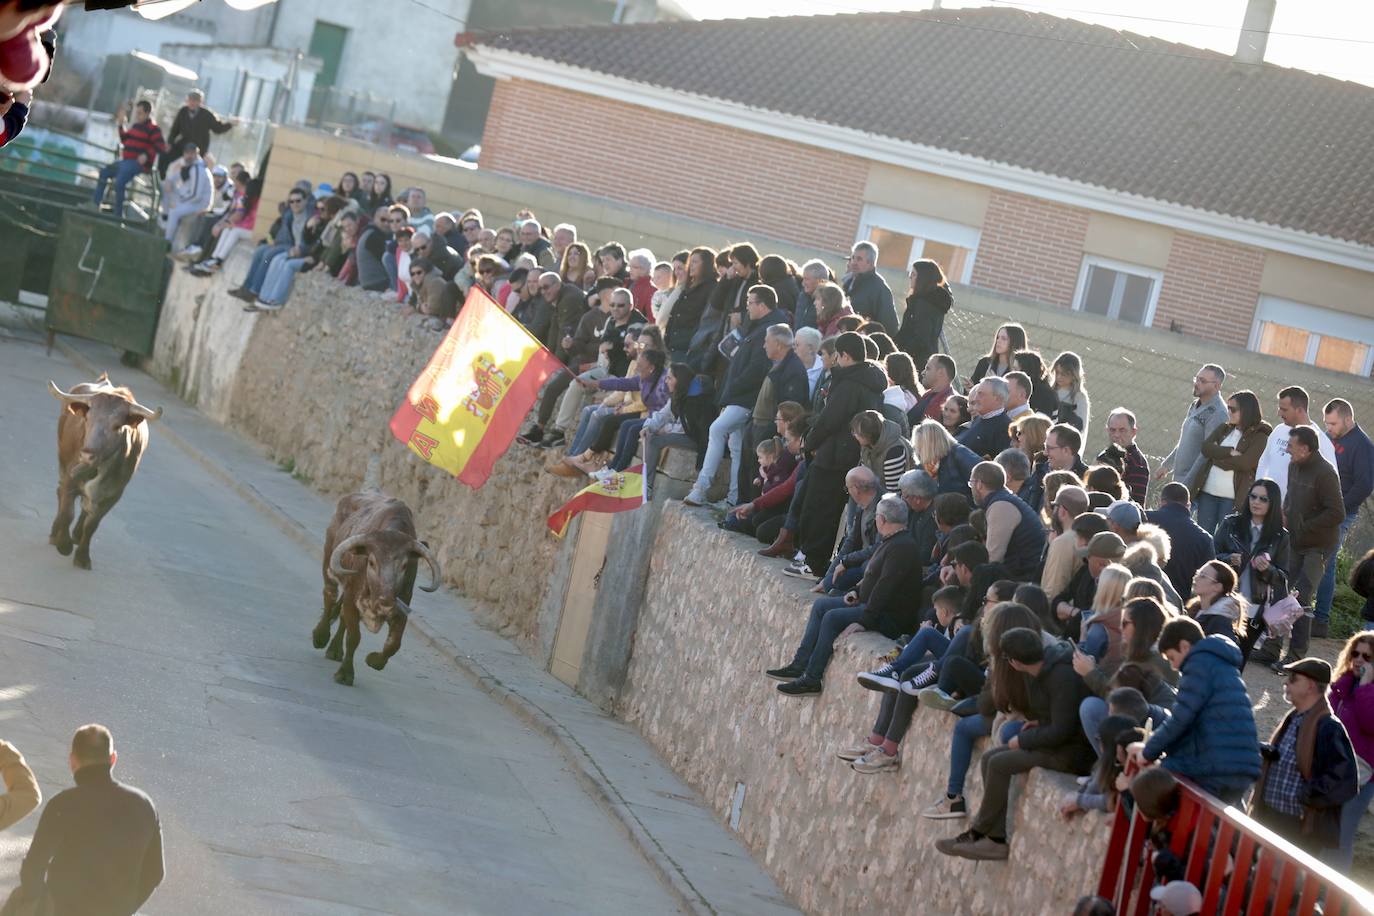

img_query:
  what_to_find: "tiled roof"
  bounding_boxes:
[468,8,1374,248]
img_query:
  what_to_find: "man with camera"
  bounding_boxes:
[1249,658,1357,857]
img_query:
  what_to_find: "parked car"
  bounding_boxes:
[347,121,436,156]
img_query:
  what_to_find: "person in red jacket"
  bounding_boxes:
[91,99,167,217]
[723,421,803,538]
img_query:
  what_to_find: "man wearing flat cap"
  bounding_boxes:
[1250,657,1358,856]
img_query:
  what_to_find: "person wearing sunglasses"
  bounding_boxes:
[1191,389,1270,537]
[401,257,457,326]
[227,185,310,303]
[1329,633,1374,870]
[1212,476,1290,665]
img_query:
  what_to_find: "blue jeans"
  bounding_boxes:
[258,256,309,305]
[609,418,646,471]
[93,158,143,215]
[948,713,992,796]
[241,244,288,295]
[1315,513,1359,624]
[569,404,613,456]
[1323,776,1374,872]
[693,404,751,503]
[819,559,865,594]
[782,460,808,531]
[790,595,865,680]
[1194,492,1232,538]
[1080,696,1109,756]
[383,250,398,291]
[888,627,951,672]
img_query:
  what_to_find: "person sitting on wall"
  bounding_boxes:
[935,626,1095,861]
[768,493,921,697]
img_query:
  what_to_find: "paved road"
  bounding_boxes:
[0,325,685,914]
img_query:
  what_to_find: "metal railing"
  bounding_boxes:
[1097,770,1374,915]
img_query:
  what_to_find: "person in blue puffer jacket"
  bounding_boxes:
[1134,617,1261,805]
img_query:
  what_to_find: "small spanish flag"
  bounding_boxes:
[390,287,563,489]
[546,465,646,538]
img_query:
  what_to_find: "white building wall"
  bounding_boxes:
[266,0,470,132]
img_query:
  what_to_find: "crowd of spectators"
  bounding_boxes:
[169,162,1374,887]
[494,229,1373,882]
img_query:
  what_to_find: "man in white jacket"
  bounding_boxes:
[160,142,213,243]
[1255,385,1339,500]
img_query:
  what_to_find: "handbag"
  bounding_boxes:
[1257,587,1305,641]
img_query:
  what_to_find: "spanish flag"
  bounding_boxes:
[390,287,563,488]
[546,465,646,538]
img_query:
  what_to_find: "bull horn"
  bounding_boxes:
[48,381,95,404]
[128,401,163,421]
[412,540,441,592]
[328,534,369,578]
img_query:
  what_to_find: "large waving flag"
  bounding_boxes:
[546,465,646,537]
[390,287,563,488]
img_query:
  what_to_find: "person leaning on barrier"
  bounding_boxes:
[1249,657,1357,858]
[1129,617,1260,806]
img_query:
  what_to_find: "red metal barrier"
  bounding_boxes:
[1098,771,1374,915]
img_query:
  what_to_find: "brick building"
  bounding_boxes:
[459,7,1374,376]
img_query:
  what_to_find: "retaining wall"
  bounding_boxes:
[621,503,1109,915]
[149,267,577,651]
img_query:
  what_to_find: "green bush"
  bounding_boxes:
[1330,551,1368,641]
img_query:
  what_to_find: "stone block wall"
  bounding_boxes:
[152,266,579,650]
[620,503,1111,915]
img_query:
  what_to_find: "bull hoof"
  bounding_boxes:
[311,626,330,650]
[50,536,73,556]
[365,651,388,671]
[324,644,343,662]
[333,666,354,686]
[72,551,91,570]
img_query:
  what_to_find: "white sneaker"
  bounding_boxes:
[781,562,815,580]
[836,740,880,762]
[899,666,939,696]
[857,664,901,693]
[683,489,707,507]
[589,467,613,483]
[254,300,283,312]
[852,747,900,774]
[176,245,203,262]
[921,795,968,820]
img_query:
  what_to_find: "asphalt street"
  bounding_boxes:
[0,324,686,914]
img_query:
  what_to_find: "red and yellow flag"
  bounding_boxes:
[546,465,646,538]
[390,287,563,489]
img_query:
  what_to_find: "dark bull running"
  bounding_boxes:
[313,491,441,685]
[48,374,162,570]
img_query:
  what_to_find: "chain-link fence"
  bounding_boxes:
[932,282,1374,553]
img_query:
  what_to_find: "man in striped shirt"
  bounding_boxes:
[91,100,166,217]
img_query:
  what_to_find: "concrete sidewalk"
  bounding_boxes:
[33,316,797,916]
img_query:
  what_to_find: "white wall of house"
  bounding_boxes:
[266,0,471,133]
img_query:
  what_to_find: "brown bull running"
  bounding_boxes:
[48,375,162,570]
[313,491,440,686]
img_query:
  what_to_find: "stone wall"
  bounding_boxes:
[620,503,1111,915]
[151,265,578,651]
